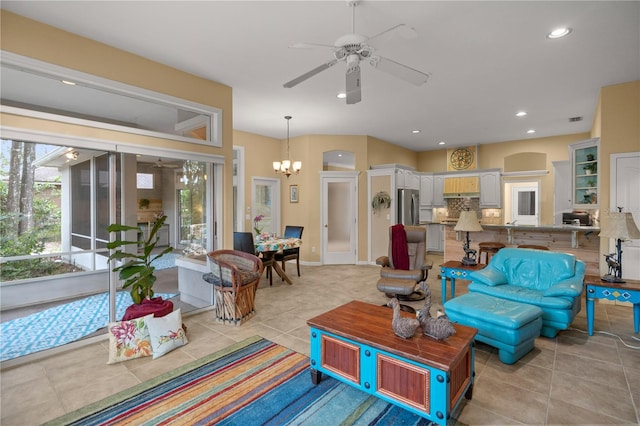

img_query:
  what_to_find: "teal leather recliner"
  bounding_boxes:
[467,248,585,338]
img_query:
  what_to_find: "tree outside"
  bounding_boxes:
[0,140,76,281]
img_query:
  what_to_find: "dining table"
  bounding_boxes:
[254,237,302,285]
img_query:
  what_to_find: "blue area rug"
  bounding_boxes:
[150,252,180,270]
[0,292,176,362]
[45,337,454,426]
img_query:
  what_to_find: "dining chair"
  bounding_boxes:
[203,249,263,325]
[233,231,273,285]
[274,226,304,279]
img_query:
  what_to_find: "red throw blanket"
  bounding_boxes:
[391,224,410,270]
[122,297,173,321]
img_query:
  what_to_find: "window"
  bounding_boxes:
[507,182,540,225]
[136,173,154,189]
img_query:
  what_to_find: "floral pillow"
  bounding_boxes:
[107,314,153,364]
[147,309,188,359]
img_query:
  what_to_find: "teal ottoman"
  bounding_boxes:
[444,293,542,364]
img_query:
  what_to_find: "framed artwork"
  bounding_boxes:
[290,185,299,203]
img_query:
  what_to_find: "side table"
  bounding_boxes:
[585,275,640,335]
[439,261,486,305]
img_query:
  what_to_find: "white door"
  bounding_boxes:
[610,152,640,280]
[511,183,539,225]
[321,172,358,264]
[251,177,280,236]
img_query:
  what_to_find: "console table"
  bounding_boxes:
[585,275,640,335]
[439,261,486,305]
[307,301,477,425]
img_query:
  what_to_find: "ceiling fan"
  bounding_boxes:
[152,158,179,169]
[283,0,430,104]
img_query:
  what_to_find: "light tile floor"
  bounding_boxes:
[1,255,639,425]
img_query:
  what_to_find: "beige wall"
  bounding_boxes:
[1,10,235,245]
[597,81,640,213]
[367,136,418,169]
[595,81,640,273]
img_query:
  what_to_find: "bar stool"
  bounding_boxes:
[478,242,505,264]
[518,244,549,251]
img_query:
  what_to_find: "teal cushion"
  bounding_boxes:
[468,267,507,286]
[468,283,575,309]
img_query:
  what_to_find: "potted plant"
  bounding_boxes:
[371,191,392,214]
[107,215,174,320]
[583,162,597,175]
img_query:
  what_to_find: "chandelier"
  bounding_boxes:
[273,115,301,178]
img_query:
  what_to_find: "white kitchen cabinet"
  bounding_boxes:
[419,174,434,207]
[395,168,406,188]
[432,175,445,207]
[427,223,444,252]
[406,171,420,190]
[479,170,502,208]
[396,169,419,190]
[570,138,599,208]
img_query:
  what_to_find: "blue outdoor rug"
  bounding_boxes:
[150,252,180,270]
[45,336,461,426]
[0,291,176,362]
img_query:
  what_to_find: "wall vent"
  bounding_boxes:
[569,116,583,122]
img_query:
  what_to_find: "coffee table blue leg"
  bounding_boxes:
[634,303,639,333]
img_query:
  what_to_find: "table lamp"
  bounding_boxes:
[598,208,640,283]
[454,210,483,265]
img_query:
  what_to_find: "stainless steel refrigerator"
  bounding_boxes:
[397,188,420,225]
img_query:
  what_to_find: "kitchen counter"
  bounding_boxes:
[481,224,598,232]
[443,223,598,247]
[443,223,600,276]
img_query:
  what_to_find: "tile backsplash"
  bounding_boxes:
[446,198,480,218]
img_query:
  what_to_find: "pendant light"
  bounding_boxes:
[273,115,301,178]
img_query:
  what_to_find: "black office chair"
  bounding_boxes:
[233,231,272,285]
[274,226,304,279]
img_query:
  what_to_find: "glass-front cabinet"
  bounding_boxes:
[570,138,599,208]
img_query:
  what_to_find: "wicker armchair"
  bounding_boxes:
[203,250,263,325]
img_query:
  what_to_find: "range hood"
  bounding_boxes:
[443,192,480,198]
[443,176,480,198]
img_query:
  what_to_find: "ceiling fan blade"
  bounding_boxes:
[283,59,339,88]
[365,24,418,45]
[370,56,430,86]
[345,66,361,105]
[290,42,336,49]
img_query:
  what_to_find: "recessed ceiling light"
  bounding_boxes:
[438,141,446,145]
[547,27,572,39]
[337,93,346,99]
[61,80,76,86]
[412,130,421,134]
[338,154,342,157]
[527,129,536,134]
[515,111,527,117]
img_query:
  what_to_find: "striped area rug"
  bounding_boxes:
[45,336,449,426]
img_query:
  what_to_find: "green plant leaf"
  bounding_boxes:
[107,224,140,232]
[106,240,139,250]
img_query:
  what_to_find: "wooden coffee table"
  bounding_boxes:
[307,300,477,425]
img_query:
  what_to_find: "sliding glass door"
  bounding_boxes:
[0,139,218,362]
